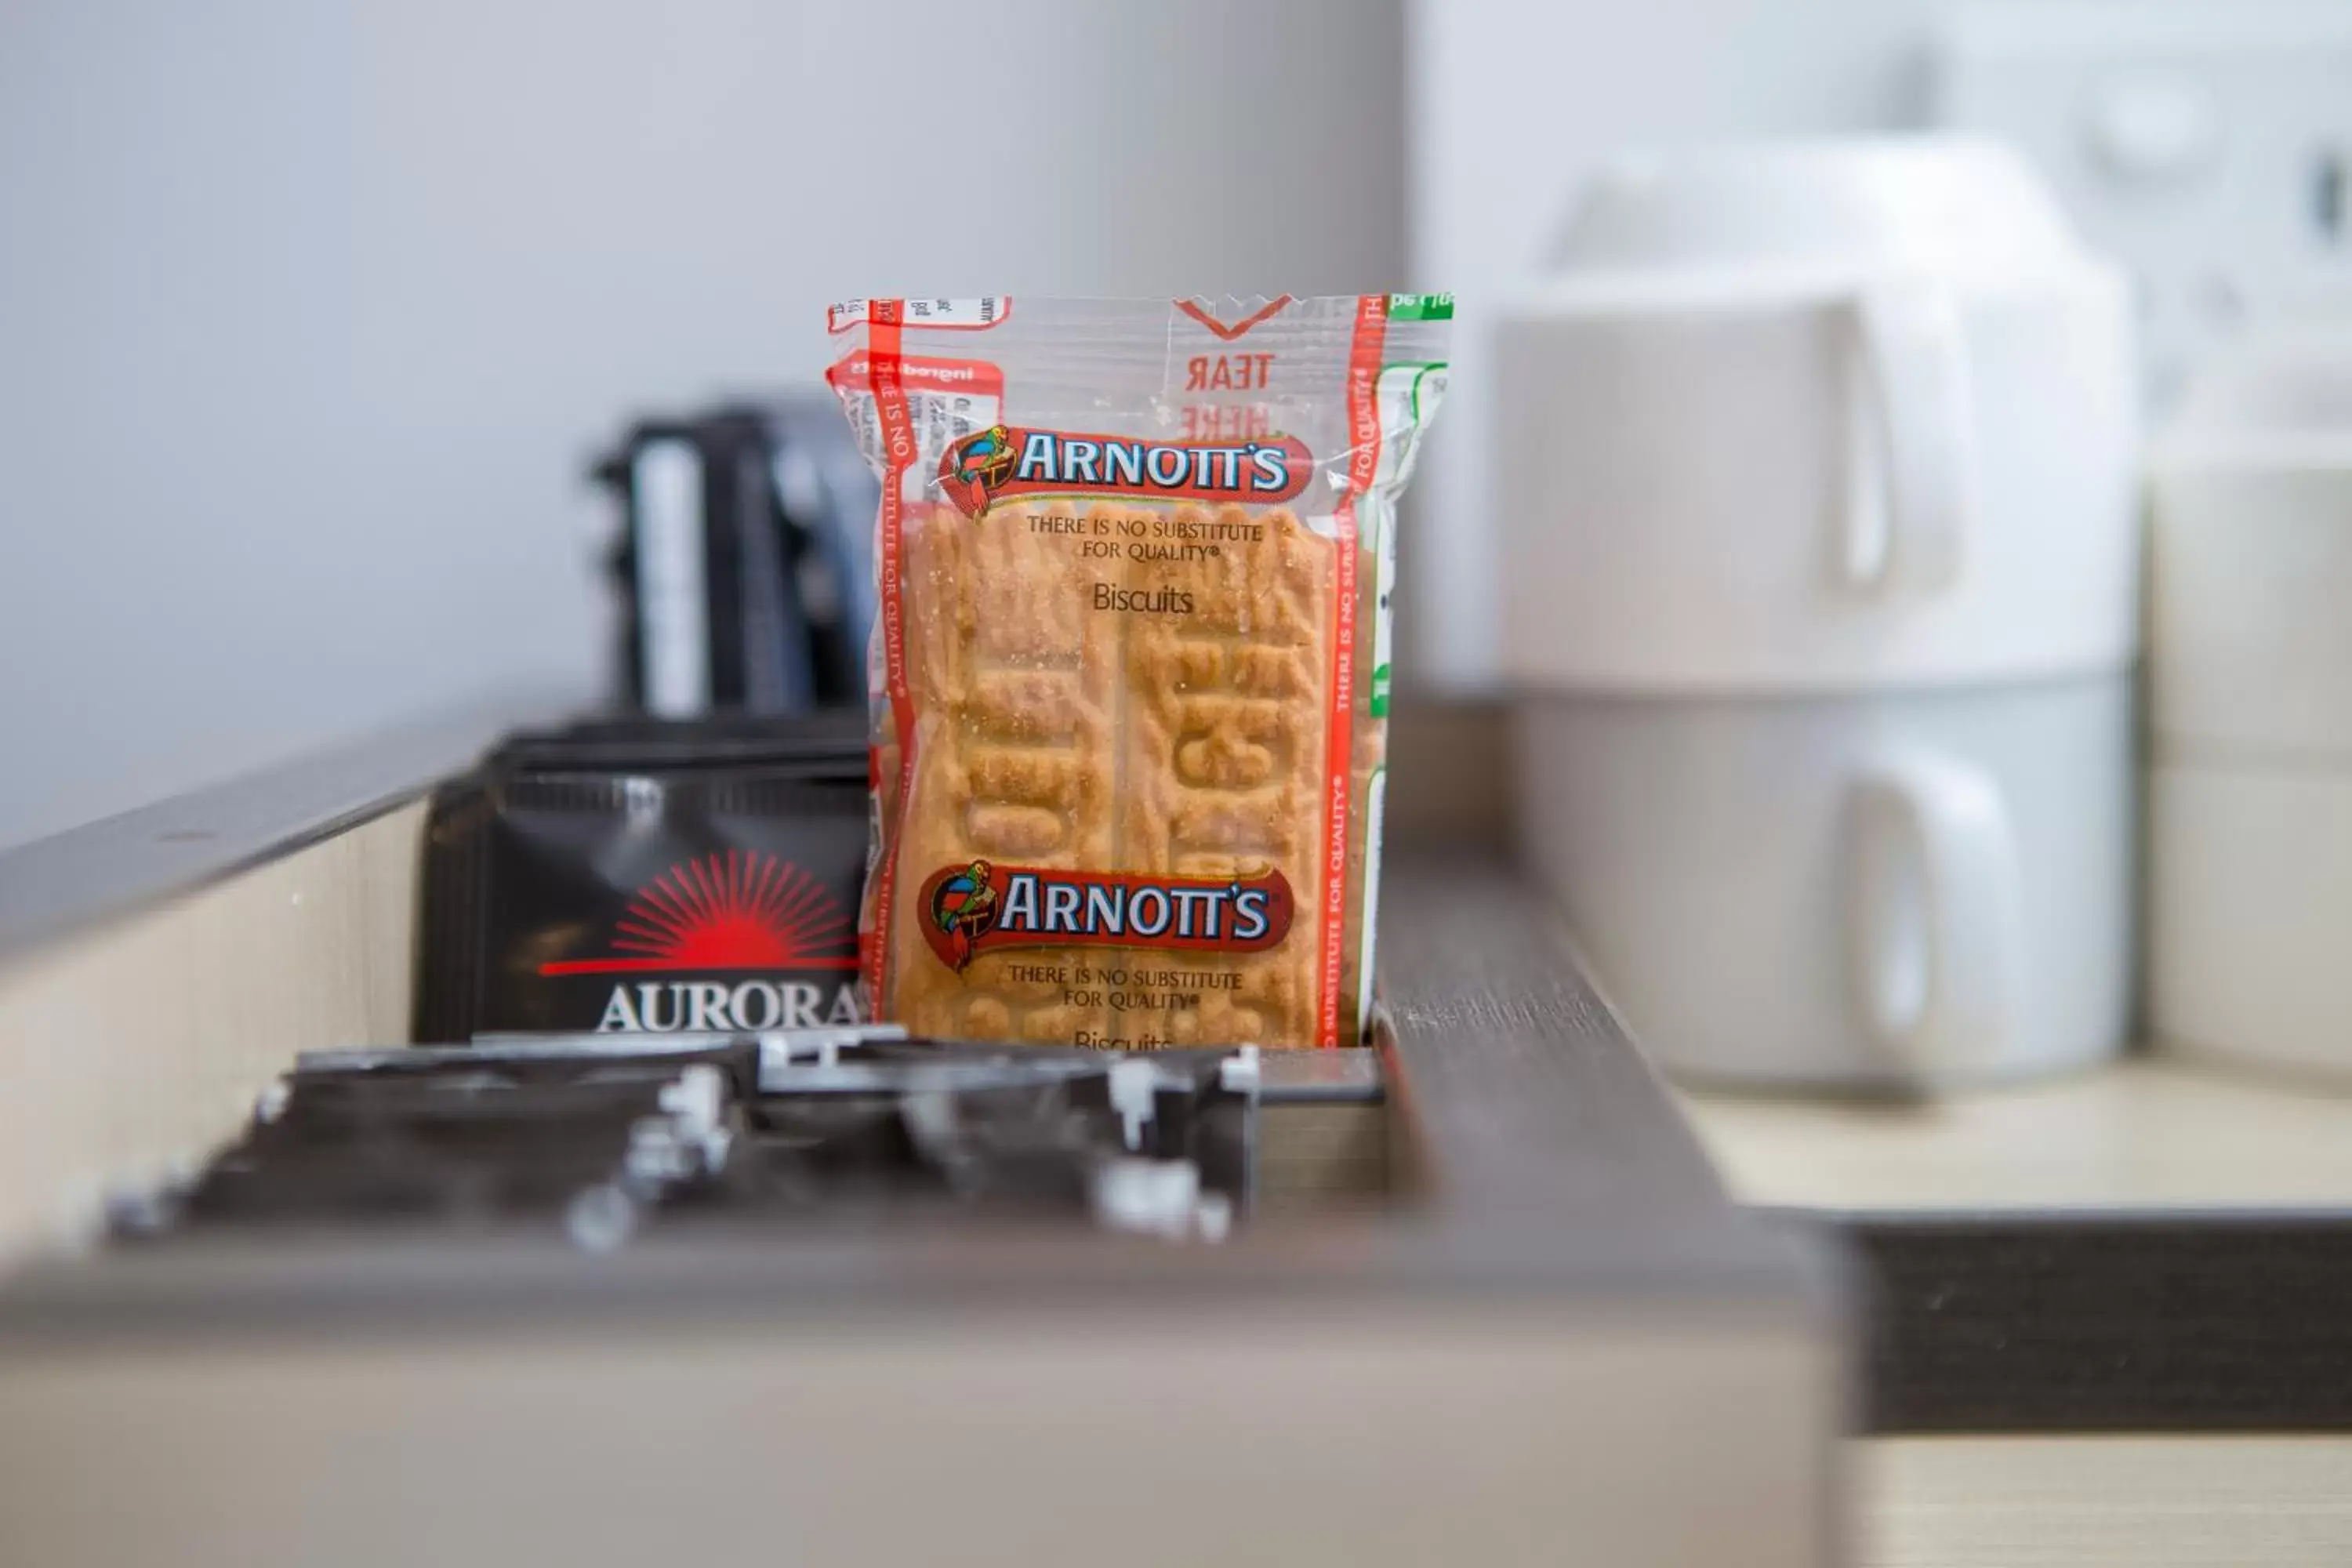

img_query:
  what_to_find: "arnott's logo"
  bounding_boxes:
[918,860,1294,971]
[941,424,1312,518]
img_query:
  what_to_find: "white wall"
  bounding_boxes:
[1404,0,1944,690]
[0,0,1403,848]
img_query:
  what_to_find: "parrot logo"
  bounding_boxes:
[929,858,1001,971]
[946,425,1018,515]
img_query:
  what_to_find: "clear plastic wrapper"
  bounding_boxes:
[826,296,1451,1048]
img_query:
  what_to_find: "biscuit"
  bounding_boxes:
[884,499,1338,1048]
[891,499,1121,1045]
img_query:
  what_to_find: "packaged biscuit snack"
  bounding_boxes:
[826,296,1451,1048]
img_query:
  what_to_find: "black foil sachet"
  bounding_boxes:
[412,714,871,1044]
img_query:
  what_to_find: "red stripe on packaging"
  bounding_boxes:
[865,301,920,1005]
[1318,293,1388,1047]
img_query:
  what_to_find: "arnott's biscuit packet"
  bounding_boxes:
[826,296,1451,1049]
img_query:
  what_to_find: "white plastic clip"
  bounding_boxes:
[565,1185,637,1253]
[1218,1044,1261,1094]
[1089,1158,1199,1240]
[1108,1058,1159,1151]
[658,1065,725,1133]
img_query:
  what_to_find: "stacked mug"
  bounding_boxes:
[1497,136,2142,1093]
[2150,332,2352,1082]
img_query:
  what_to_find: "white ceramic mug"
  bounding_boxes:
[1497,136,2140,694]
[1514,673,2133,1091]
[2151,330,2352,763]
[2151,760,2352,1082]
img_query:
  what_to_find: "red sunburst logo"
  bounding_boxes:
[538,850,858,975]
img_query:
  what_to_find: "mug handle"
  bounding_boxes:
[1842,276,1976,596]
[1846,753,2024,1076]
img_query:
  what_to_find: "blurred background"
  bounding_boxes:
[6,2,2352,1099]
[20,0,2317,848]
[0,0,1406,848]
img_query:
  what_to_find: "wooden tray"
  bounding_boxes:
[0,713,1842,1568]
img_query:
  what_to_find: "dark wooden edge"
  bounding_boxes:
[1258,1048,1385,1104]
[0,851,1846,1349]
[1795,1207,2352,1433]
[0,692,576,965]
